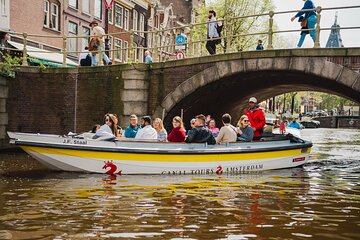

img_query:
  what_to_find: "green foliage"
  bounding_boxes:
[193,0,275,53]
[0,53,21,78]
[320,93,356,111]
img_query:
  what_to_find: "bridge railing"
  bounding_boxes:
[1,5,360,67]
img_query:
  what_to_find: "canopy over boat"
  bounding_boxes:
[7,132,312,175]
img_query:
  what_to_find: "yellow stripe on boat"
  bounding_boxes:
[22,146,310,162]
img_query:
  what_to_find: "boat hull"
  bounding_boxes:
[9,132,312,175]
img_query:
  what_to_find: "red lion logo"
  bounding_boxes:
[102,161,122,175]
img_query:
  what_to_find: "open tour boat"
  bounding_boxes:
[7,132,312,175]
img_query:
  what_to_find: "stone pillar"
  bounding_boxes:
[0,76,8,148]
[120,69,149,127]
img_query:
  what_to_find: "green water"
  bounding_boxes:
[0,128,359,239]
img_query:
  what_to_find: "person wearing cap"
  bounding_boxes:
[125,114,141,138]
[89,21,111,66]
[244,97,266,140]
[135,116,158,140]
[206,10,221,55]
[186,114,216,145]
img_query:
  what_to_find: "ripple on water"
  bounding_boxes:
[0,129,359,239]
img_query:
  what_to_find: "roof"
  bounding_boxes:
[7,40,78,67]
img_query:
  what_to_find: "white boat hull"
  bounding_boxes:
[8,132,312,175]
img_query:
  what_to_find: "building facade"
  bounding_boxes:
[0,0,10,31]
[107,0,149,64]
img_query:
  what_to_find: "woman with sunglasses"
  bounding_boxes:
[236,115,254,142]
[103,113,119,137]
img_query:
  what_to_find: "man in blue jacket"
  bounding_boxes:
[291,0,317,47]
[124,114,141,138]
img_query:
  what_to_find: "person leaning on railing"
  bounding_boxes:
[89,21,111,66]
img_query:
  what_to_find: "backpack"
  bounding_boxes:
[216,22,223,35]
[80,54,92,66]
[215,22,223,45]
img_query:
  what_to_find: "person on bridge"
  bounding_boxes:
[186,114,216,145]
[89,21,111,66]
[244,97,266,140]
[206,10,221,55]
[291,0,317,48]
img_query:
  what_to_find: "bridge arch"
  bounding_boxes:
[160,57,360,126]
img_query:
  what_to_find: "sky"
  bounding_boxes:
[206,0,360,48]
[272,0,360,48]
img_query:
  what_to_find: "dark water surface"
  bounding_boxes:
[0,129,359,239]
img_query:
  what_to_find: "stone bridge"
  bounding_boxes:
[1,48,360,147]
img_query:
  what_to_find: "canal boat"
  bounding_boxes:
[7,132,312,175]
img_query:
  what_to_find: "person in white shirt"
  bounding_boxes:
[89,21,111,66]
[135,116,158,140]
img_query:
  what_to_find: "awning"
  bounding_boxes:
[7,40,78,67]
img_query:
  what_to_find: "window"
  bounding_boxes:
[114,4,123,28]
[133,42,138,62]
[123,41,128,63]
[124,9,129,30]
[107,36,113,59]
[68,22,78,55]
[51,3,59,30]
[82,26,90,51]
[1,0,6,15]
[94,0,102,19]
[108,6,113,24]
[133,10,138,31]
[44,1,49,27]
[82,0,90,14]
[114,38,122,62]
[139,14,145,37]
[69,0,77,9]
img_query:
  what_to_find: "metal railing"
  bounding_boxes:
[1,5,359,67]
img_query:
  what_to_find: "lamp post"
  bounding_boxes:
[104,0,114,57]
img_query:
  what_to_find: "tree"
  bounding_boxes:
[193,0,274,53]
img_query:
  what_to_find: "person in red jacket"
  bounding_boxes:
[167,116,186,142]
[244,97,266,140]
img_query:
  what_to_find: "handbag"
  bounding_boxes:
[301,18,308,28]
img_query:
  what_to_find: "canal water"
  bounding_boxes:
[0,128,359,239]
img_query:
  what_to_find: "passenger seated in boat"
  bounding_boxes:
[125,114,141,138]
[168,116,186,142]
[103,113,119,137]
[216,113,237,144]
[207,118,220,137]
[186,114,216,145]
[262,122,275,137]
[288,117,301,129]
[186,118,196,135]
[236,115,254,142]
[91,124,101,133]
[135,116,158,140]
[153,118,168,142]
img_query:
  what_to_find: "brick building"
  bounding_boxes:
[107,0,149,64]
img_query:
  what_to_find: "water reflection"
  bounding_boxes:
[0,128,360,239]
